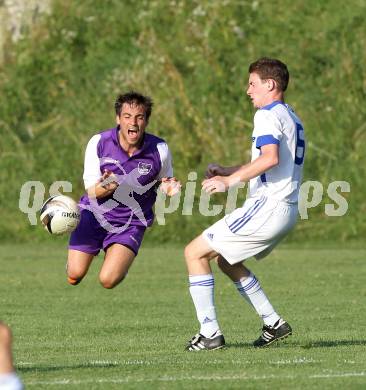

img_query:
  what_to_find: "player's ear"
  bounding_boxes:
[267,79,276,91]
[116,115,121,125]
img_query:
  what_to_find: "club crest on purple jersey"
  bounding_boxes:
[138,162,152,175]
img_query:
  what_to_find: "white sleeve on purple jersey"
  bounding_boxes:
[83,134,102,189]
[156,142,173,179]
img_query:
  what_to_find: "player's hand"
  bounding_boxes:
[202,176,229,194]
[205,163,225,178]
[100,170,119,191]
[159,177,181,196]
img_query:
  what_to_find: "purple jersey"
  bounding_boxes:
[79,127,173,229]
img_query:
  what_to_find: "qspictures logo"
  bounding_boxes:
[19,170,350,231]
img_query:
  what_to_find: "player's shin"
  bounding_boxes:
[234,272,280,327]
[188,274,220,338]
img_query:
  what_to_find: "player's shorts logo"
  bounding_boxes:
[138,162,152,175]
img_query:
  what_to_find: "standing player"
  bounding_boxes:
[0,322,23,390]
[184,58,305,350]
[67,91,180,288]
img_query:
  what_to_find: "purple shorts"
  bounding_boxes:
[69,209,146,256]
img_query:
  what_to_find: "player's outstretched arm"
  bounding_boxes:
[230,144,278,183]
[87,170,119,199]
[202,144,279,194]
[159,177,182,196]
[205,163,242,178]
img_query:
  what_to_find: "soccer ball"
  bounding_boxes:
[40,195,81,235]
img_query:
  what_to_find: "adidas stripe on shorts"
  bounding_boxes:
[202,195,298,264]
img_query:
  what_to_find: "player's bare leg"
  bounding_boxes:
[184,235,225,351]
[217,255,292,347]
[184,235,217,275]
[66,250,94,285]
[99,244,136,289]
[0,322,23,389]
[216,255,250,281]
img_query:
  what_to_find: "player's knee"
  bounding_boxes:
[66,263,86,285]
[99,279,116,289]
[184,243,195,264]
[67,276,83,285]
[66,269,85,285]
[99,274,126,289]
[184,242,208,265]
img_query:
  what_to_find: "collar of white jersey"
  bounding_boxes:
[260,100,285,111]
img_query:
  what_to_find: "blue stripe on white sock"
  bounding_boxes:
[189,274,215,287]
[189,279,214,287]
[242,277,258,291]
[235,275,261,295]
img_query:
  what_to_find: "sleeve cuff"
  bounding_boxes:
[256,134,280,148]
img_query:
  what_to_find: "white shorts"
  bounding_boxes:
[202,196,298,264]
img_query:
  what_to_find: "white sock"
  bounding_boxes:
[235,272,280,327]
[0,372,23,390]
[189,274,220,338]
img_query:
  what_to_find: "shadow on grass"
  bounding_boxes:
[300,339,366,349]
[18,361,118,373]
[227,339,366,349]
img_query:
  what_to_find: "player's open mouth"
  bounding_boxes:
[128,126,139,137]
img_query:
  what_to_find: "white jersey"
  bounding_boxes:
[249,101,305,203]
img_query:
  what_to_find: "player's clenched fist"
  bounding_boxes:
[205,163,225,178]
[159,177,181,196]
[100,169,118,191]
[202,176,229,194]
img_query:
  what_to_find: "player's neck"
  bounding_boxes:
[260,93,284,108]
[119,134,144,157]
[119,142,141,157]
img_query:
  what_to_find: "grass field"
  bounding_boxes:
[0,242,365,389]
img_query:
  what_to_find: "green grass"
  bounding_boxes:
[1,242,365,389]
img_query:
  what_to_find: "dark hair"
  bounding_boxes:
[248,57,289,91]
[115,91,153,120]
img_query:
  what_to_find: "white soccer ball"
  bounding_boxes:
[40,195,81,235]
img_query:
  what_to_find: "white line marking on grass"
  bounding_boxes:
[25,372,366,386]
[88,360,119,366]
[270,357,321,365]
[311,372,366,378]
